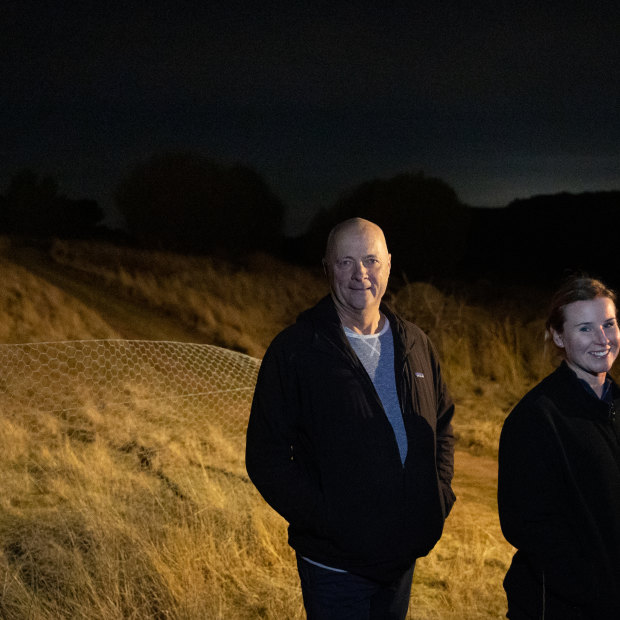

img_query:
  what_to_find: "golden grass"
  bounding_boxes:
[0,256,119,343]
[391,281,555,458]
[0,238,118,343]
[0,398,510,619]
[408,451,512,619]
[50,240,325,357]
[1,238,571,618]
[0,395,300,618]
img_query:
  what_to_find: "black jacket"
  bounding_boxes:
[246,295,455,582]
[498,362,620,619]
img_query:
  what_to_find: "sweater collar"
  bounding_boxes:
[297,295,416,358]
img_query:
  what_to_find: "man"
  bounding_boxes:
[246,218,455,619]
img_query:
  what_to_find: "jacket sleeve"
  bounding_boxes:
[245,337,321,530]
[498,402,594,606]
[428,339,456,516]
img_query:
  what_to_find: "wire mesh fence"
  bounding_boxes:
[0,339,261,470]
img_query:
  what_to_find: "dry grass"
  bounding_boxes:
[0,256,119,343]
[0,394,301,618]
[0,237,570,618]
[391,281,555,457]
[50,240,325,357]
[408,451,512,619]
[0,398,508,619]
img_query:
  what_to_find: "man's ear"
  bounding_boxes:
[322,259,328,278]
[551,329,564,348]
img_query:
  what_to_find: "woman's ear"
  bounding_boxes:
[551,329,564,348]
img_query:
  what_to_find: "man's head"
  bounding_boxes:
[323,218,391,322]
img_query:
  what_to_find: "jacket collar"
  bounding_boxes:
[556,360,620,420]
[296,295,416,360]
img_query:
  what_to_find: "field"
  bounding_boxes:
[0,237,565,618]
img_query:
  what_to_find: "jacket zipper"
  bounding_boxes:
[609,402,618,433]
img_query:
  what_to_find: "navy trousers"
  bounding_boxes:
[296,555,415,620]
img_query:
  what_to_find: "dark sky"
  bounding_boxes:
[3,1,619,234]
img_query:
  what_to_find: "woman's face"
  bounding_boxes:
[552,296,620,382]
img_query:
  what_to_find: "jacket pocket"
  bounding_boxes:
[439,481,456,518]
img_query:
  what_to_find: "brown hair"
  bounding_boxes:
[546,275,617,334]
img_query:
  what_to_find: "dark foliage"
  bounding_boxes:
[292,178,620,290]
[463,191,620,287]
[114,152,286,255]
[296,172,471,279]
[0,170,103,239]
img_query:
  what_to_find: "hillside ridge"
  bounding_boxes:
[11,246,214,344]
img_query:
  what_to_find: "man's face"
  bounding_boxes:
[325,222,391,315]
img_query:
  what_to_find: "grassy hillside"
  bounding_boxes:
[48,239,326,357]
[46,238,558,457]
[0,237,564,618]
[0,244,119,343]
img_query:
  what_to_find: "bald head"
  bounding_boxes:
[324,218,389,264]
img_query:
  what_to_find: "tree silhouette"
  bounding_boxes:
[0,170,103,238]
[301,172,471,279]
[114,152,286,254]
[463,191,620,285]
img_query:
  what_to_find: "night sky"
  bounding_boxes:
[3,1,619,234]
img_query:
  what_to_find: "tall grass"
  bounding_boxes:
[0,393,301,618]
[391,281,554,456]
[0,248,118,343]
[0,396,510,618]
[1,238,572,618]
[50,240,325,358]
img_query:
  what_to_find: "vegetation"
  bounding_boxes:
[114,152,286,254]
[48,238,558,454]
[463,191,620,284]
[299,172,471,279]
[0,236,574,618]
[49,239,325,358]
[0,244,118,343]
[0,170,104,239]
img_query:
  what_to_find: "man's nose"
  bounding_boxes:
[352,261,367,278]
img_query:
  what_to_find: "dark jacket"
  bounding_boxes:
[246,295,455,582]
[498,362,620,619]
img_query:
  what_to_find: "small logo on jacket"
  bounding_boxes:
[415,372,425,378]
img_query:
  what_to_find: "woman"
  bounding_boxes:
[498,275,620,619]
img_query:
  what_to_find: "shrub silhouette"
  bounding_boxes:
[302,172,471,279]
[464,191,620,285]
[115,152,286,254]
[0,170,103,239]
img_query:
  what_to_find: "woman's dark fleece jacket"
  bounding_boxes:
[498,362,620,619]
[245,295,456,583]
